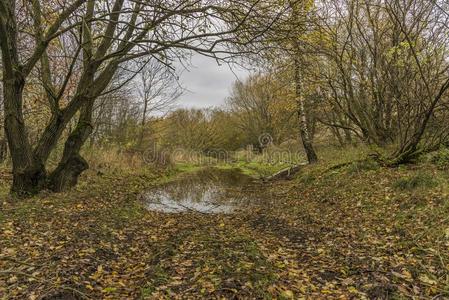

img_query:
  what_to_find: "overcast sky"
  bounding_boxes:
[175,54,250,110]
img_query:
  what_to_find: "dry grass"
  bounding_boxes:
[83,146,149,173]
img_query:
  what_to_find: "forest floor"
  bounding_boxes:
[1,148,449,299]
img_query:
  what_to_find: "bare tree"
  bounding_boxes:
[385,0,449,164]
[227,74,276,151]
[0,0,287,195]
[90,68,138,147]
[137,60,181,146]
[315,0,449,163]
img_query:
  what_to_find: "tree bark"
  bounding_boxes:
[33,93,90,162]
[48,101,94,192]
[45,61,118,192]
[0,1,46,195]
[294,56,318,164]
[0,138,7,162]
[3,74,47,195]
[139,92,148,147]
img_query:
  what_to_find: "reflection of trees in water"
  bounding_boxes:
[156,168,252,204]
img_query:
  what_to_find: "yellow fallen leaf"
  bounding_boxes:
[402,270,413,280]
[445,228,449,239]
[419,274,437,285]
[7,275,18,284]
[280,290,294,299]
[102,287,117,293]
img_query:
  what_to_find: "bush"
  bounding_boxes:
[393,172,438,191]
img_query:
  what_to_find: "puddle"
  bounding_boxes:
[142,168,255,214]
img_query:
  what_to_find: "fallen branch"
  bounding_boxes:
[263,163,307,182]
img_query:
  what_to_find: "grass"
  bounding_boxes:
[290,155,447,298]
[345,158,380,174]
[216,147,302,178]
[217,160,291,178]
[392,171,439,191]
[429,147,449,170]
[1,146,449,298]
[171,162,204,173]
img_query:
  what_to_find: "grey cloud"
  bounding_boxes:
[176,54,249,109]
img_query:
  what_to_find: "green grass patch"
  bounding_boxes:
[345,159,380,174]
[105,203,144,223]
[217,161,291,178]
[393,172,438,191]
[430,147,449,170]
[297,173,316,184]
[172,162,204,173]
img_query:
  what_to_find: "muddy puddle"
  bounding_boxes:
[142,168,258,214]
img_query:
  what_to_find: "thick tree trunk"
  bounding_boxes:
[33,94,88,162]
[3,75,46,195]
[43,61,118,192]
[48,151,89,192]
[294,56,318,164]
[48,102,94,192]
[1,1,47,196]
[0,0,114,195]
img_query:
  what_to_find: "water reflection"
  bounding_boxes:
[143,168,254,214]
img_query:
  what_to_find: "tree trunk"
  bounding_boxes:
[33,94,87,162]
[1,1,47,196]
[332,127,345,147]
[3,74,47,195]
[48,102,94,192]
[139,98,148,147]
[294,56,318,164]
[389,79,449,165]
[0,138,7,162]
